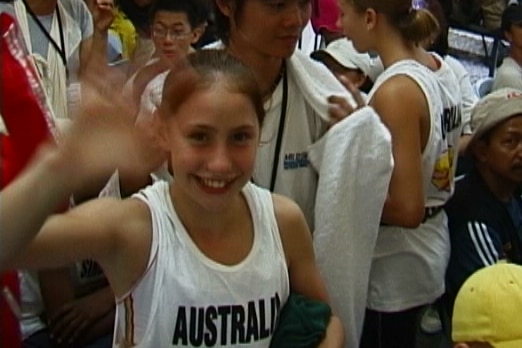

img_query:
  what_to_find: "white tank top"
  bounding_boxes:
[366,59,461,311]
[114,181,290,347]
[368,59,462,209]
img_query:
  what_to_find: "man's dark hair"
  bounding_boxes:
[149,0,210,28]
[501,4,522,33]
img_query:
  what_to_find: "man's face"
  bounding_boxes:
[320,55,366,87]
[150,11,201,61]
[475,115,522,185]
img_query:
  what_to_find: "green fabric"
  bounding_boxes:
[270,293,332,348]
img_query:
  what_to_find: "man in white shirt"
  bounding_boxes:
[493,3,522,91]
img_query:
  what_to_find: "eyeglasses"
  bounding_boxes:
[151,26,192,40]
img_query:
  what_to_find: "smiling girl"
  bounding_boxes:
[6,50,343,347]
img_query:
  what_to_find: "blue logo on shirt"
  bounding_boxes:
[284,152,309,169]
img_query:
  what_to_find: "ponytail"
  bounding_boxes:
[396,8,440,44]
[350,0,441,44]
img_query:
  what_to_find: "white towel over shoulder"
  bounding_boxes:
[287,49,357,120]
[309,106,393,348]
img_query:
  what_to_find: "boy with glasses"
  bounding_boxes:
[120,0,208,193]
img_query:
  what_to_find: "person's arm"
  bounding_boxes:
[80,0,115,77]
[8,197,126,270]
[274,194,344,348]
[0,148,79,267]
[370,76,428,228]
[457,67,478,137]
[81,305,115,342]
[0,45,164,267]
[47,285,115,346]
[452,219,504,270]
[7,193,151,296]
[454,60,477,154]
[38,268,77,347]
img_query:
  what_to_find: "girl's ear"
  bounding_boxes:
[365,8,378,31]
[215,0,234,18]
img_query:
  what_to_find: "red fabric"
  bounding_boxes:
[311,0,341,34]
[1,14,53,184]
[0,13,55,348]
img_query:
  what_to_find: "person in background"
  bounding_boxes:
[333,0,462,345]
[117,0,154,72]
[493,3,522,91]
[213,0,355,230]
[0,1,118,347]
[424,0,479,154]
[123,0,207,112]
[0,0,113,127]
[451,0,508,30]
[311,0,344,47]
[452,263,522,348]
[445,88,522,320]
[311,38,381,94]
[118,0,208,194]
[108,1,137,62]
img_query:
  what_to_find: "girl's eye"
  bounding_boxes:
[232,132,253,143]
[189,133,209,143]
[267,1,286,10]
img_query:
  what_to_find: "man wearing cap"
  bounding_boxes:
[452,263,522,348]
[310,38,383,94]
[493,3,522,91]
[444,88,522,317]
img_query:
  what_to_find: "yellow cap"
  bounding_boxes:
[452,263,522,347]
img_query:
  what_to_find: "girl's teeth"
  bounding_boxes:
[202,179,226,188]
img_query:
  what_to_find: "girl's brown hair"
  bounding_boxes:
[349,0,440,44]
[160,49,265,126]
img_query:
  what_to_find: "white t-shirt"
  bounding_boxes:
[493,57,522,91]
[444,55,478,135]
[253,70,326,229]
[114,181,290,347]
[367,59,461,312]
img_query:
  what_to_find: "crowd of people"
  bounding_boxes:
[1,0,522,348]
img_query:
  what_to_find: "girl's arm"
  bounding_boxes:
[1,148,78,267]
[0,80,147,270]
[274,194,344,348]
[370,76,430,228]
[7,194,151,296]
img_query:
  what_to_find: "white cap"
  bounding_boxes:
[469,88,522,144]
[311,39,379,80]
